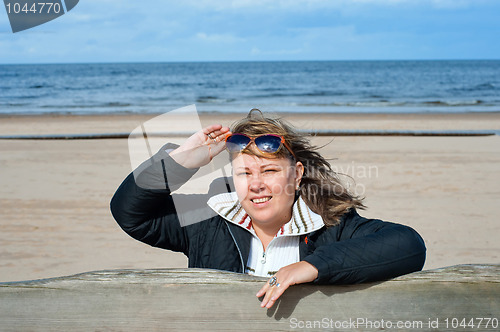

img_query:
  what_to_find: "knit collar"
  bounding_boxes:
[207,192,325,236]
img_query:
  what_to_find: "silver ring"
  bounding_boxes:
[269,276,277,287]
[276,283,281,288]
[207,133,217,142]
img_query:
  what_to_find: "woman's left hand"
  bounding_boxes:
[256,261,319,309]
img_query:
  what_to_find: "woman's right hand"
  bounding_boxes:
[169,124,231,169]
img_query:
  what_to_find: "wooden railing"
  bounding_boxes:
[1,264,498,331]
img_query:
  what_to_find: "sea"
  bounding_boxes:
[0,60,499,115]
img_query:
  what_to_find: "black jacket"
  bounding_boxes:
[110,146,426,284]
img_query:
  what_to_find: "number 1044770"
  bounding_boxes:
[6,2,62,14]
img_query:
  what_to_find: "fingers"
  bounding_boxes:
[203,125,231,143]
[256,276,290,309]
[256,284,267,298]
[170,124,231,169]
[262,283,289,309]
[255,262,319,309]
[202,125,231,160]
[202,124,223,134]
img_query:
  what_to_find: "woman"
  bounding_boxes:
[111,109,426,309]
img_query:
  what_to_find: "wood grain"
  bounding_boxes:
[1,264,498,331]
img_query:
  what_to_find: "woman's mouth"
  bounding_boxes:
[251,196,272,204]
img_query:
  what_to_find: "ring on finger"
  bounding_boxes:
[269,276,278,287]
[207,133,217,143]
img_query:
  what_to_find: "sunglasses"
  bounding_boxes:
[225,133,296,159]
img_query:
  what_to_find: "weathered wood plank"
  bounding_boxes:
[1,264,498,331]
[0,129,497,140]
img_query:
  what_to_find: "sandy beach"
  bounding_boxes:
[1,112,499,282]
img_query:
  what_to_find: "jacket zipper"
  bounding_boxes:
[225,221,245,273]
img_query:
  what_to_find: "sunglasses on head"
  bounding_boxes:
[225,133,296,159]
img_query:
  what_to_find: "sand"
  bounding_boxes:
[1,112,499,282]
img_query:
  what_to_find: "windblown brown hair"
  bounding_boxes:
[229,109,365,226]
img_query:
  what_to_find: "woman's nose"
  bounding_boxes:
[248,174,265,192]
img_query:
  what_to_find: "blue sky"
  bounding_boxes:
[0,0,499,64]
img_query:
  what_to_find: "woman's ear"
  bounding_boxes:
[295,161,304,188]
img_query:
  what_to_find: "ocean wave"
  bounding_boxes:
[0,72,20,78]
[0,102,31,107]
[345,101,406,107]
[10,94,52,99]
[160,82,193,88]
[297,101,405,107]
[148,96,171,102]
[252,91,347,98]
[474,83,497,90]
[295,100,489,108]
[450,82,497,92]
[196,96,236,103]
[258,87,286,92]
[106,102,132,107]
[63,85,112,91]
[423,100,483,106]
[28,84,54,89]
[109,69,140,76]
[40,102,133,109]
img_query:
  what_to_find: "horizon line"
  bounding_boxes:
[1,58,499,66]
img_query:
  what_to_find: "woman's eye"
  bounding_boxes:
[264,169,278,173]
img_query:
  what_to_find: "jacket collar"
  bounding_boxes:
[207,192,324,236]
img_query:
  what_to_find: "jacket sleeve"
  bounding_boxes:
[110,144,200,255]
[302,209,426,284]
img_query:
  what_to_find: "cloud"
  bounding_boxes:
[249,46,303,57]
[196,32,245,43]
[0,0,498,63]
[177,0,487,11]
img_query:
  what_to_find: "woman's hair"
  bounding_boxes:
[230,109,365,227]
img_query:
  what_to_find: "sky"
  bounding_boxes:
[0,0,499,64]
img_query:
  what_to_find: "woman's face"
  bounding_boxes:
[232,153,304,228]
